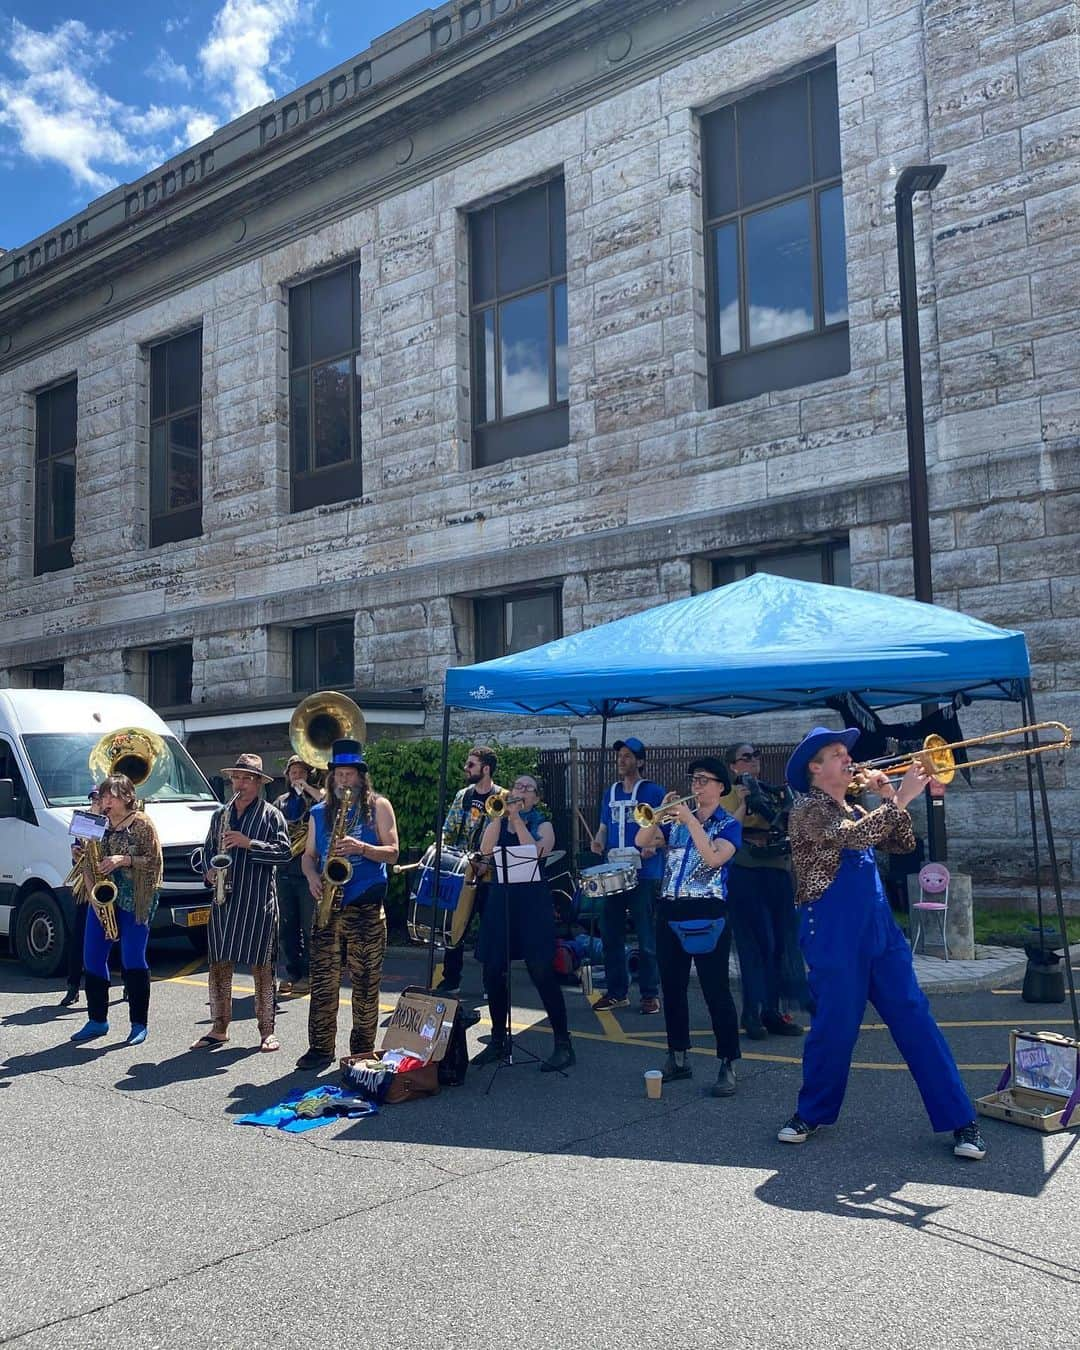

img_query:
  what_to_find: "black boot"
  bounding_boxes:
[541,1038,575,1073]
[125,968,151,1040]
[59,984,79,1008]
[471,1038,507,1067]
[84,972,111,1024]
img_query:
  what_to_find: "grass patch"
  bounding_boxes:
[974,911,1080,948]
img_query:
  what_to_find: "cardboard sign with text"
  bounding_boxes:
[379,988,459,1066]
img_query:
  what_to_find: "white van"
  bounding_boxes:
[0,689,219,976]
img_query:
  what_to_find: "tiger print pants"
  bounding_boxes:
[306,901,387,1058]
[207,960,275,1038]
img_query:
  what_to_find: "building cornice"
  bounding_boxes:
[0,0,813,374]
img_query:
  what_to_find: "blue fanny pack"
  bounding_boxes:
[668,917,726,955]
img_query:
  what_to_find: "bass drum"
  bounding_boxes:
[406,845,472,946]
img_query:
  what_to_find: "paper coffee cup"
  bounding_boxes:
[644,1069,662,1099]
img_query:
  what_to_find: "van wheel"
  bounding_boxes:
[187,926,209,955]
[15,890,67,977]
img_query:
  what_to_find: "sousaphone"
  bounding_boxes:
[289,690,367,771]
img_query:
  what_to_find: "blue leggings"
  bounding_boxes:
[83,904,150,979]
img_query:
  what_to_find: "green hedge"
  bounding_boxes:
[363,739,540,930]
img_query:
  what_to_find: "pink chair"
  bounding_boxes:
[911,863,950,959]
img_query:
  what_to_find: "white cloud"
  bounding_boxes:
[147,49,194,90]
[0,18,220,207]
[199,0,303,119]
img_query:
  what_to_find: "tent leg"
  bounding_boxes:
[600,705,608,754]
[426,703,452,993]
[1022,717,1046,957]
[1023,682,1079,1037]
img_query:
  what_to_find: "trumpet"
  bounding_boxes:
[847,720,1072,790]
[633,793,697,828]
[209,792,239,905]
[485,793,524,818]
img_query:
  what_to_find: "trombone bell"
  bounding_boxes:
[851,721,1072,787]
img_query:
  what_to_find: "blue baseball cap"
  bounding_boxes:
[613,737,646,759]
[785,727,860,793]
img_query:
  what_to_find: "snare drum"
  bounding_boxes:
[579,862,637,898]
[406,845,471,945]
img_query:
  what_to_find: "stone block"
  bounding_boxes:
[936,398,1042,459]
[954,498,1046,548]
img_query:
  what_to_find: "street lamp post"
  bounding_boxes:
[895,163,947,862]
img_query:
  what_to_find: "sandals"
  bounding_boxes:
[260,1034,281,1053]
[190,1032,229,1050]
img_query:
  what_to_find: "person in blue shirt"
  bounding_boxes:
[637,756,744,1097]
[296,740,399,1073]
[589,737,667,1014]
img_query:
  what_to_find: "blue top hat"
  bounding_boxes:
[785,726,861,793]
[328,738,367,771]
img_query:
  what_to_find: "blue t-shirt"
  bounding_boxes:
[311,800,386,904]
[599,779,667,880]
[659,808,742,901]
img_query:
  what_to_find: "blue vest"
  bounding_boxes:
[311,799,385,904]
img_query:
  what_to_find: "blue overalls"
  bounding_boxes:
[797,842,974,1132]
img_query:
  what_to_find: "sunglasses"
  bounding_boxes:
[689,773,722,785]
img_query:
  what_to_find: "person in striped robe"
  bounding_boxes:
[191,753,292,1053]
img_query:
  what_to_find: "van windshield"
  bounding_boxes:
[21,734,218,807]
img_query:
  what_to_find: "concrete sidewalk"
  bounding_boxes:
[393,938,1080,999]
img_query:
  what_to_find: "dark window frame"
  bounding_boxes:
[34,377,78,576]
[292,619,356,693]
[29,665,65,691]
[146,644,194,708]
[288,261,363,513]
[474,586,564,663]
[469,178,569,468]
[702,57,849,407]
[149,328,204,548]
[712,537,851,589]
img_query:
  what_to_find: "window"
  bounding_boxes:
[475,589,562,662]
[702,60,849,406]
[713,539,851,588]
[289,262,362,512]
[149,329,203,547]
[147,645,193,707]
[470,179,568,466]
[30,665,64,690]
[34,378,77,575]
[293,620,354,691]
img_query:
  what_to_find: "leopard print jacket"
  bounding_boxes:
[788,788,916,905]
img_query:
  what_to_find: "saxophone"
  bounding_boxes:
[209,793,239,906]
[316,787,356,930]
[71,837,119,941]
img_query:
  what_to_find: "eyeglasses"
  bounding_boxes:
[513,782,537,793]
[689,774,722,785]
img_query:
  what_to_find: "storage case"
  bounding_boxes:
[975,1029,1080,1133]
[340,986,460,1105]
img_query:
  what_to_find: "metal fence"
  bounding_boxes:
[536,741,795,864]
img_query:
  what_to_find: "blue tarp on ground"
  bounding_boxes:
[443,573,1030,718]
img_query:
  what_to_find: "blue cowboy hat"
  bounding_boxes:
[328,738,368,771]
[785,726,861,793]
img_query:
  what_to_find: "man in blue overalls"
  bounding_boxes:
[777,727,987,1160]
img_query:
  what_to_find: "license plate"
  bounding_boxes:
[186,908,211,927]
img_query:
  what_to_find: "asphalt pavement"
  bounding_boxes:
[0,939,1077,1350]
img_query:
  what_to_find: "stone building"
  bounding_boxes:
[0,0,1077,895]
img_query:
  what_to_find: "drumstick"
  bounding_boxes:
[391,860,425,874]
[576,808,596,846]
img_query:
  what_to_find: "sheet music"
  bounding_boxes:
[492,842,541,885]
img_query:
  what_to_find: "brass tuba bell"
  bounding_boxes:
[289,690,367,771]
[88,726,170,798]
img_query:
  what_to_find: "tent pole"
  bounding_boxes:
[600,704,609,753]
[1023,682,1079,1037]
[1021,716,1046,957]
[426,701,452,992]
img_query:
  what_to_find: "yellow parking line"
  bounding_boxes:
[156,958,203,984]
[168,974,397,1013]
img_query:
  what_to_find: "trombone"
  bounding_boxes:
[848,721,1072,788]
[633,794,697,828]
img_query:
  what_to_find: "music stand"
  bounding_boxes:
[484,836,566,1089]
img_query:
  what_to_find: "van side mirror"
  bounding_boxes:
[0,779,15,818]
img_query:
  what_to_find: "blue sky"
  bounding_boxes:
[0,1,429,250]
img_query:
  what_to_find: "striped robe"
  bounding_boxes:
[204,797,291,966]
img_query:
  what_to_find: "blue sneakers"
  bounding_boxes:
[70,1020,109,1043]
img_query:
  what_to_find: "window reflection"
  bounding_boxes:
[554,282,568,403]
[312,358,352,469]
[500,290,551,417]
[745,197,813,347]
[819,185,848,326]
[714,223,740,353]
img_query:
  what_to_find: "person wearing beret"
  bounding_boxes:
[777,727,987,1160]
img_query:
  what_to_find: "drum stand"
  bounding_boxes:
[485,840,565,1091]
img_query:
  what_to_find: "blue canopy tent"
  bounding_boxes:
[427,575,1075,1032]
